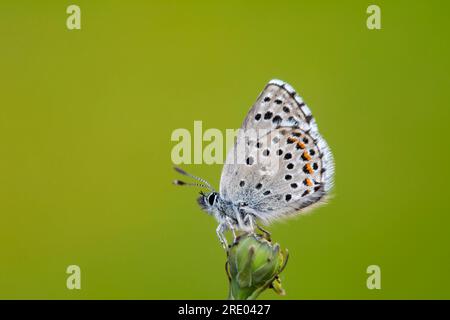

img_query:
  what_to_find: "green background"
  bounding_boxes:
[1,0,449,299]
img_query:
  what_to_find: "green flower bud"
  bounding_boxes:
[226,233,289,300]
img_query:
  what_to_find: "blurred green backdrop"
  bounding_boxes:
[1,0,449,299]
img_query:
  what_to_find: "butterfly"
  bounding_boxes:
[174,79,334,248]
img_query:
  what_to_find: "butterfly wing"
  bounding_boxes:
[220,79,334,224]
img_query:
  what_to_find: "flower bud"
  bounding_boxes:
[226,233,288,300]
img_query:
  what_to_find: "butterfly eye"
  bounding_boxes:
[208,193,216,206]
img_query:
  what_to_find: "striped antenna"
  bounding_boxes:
[173,167,215,191]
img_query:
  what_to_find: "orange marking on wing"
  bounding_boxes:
[303,151,312,160]
[305,163,313,174]
[297,142,305,149]
[304,178,313,186]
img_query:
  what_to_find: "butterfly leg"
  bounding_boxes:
[225,216,237,243]
[243,214,255,232]
[256,223,271,241]
[216,222,228,250]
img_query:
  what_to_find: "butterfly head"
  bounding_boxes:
[173,166,220,215]
[197,191,220,214]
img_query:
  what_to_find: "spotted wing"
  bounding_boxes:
[219,79,334,223]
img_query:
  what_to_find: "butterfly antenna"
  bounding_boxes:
[172,179,212,190]
[173,167,215,191]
